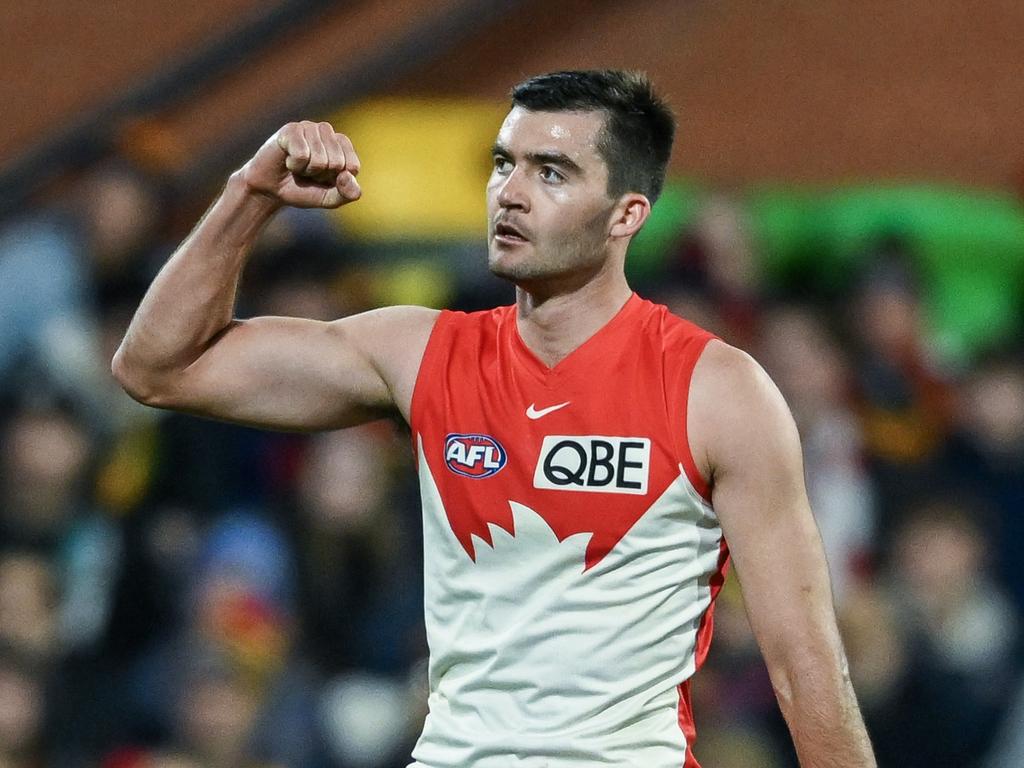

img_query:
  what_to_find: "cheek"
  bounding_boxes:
[536,184,580,220]
[550,198,609,240]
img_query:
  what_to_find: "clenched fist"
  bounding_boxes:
[239,121,362,209]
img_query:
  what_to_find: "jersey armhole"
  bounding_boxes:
[409,309,454,459]
[677,334,716,505]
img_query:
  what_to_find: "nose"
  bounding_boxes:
[496,166,529,212]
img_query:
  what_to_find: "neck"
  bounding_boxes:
[514,261,633,368]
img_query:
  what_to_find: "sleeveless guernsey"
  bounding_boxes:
[408,293,729,768]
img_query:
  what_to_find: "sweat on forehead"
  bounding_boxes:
[497,108,605,150]
[493,112,608,178]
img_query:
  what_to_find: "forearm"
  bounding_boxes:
[113,173,278,387]
[773,652,876,768]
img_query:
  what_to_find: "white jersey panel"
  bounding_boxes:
[410,436,724,768]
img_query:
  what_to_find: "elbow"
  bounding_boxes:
[110,346,174,407]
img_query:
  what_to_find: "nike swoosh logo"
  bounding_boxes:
[526,401,571,420]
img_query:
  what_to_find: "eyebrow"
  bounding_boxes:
[491,143,584,175]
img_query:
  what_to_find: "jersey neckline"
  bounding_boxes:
[506,292,644,383]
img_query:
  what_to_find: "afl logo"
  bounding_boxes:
[444,433,507,478]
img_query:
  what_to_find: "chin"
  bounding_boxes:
[489,253,538,283]
[487,248,521,281]
[488,261,519,283]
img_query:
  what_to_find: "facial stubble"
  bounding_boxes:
[488,207,613,284]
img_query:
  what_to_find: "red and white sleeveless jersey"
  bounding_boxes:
[408,294,729,768]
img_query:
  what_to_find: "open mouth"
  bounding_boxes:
[494,222,529,243]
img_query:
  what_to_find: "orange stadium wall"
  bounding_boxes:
[4,0,1024,189]
[389,0,1024,189]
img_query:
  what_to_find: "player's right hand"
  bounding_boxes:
[239,121,362,209]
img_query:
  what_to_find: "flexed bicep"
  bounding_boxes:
[124,306,438,432]
[112,120,379,429]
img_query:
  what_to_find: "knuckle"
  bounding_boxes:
[276,123,296,145]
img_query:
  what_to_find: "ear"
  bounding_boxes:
[608,193,651,239]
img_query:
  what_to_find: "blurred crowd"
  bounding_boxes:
[0,159,1022,768]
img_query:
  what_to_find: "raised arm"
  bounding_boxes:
[689,340,877,767]
[112,121,438,430]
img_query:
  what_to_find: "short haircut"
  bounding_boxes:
[510,70,676,204]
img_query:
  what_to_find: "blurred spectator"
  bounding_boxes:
[0,554,59,665]
[0,160,168,429]
[80,164,166,306]
[0,648,48,768]
[293,425,425,676]
[0,213,96,407]
[868,496,1020,767]
[240,204,355,321]
[986,671,1024,768]
[757,305,875,601]
[97,502,201,673]
[667,194,763,348]
[845,245,957,529]
[320,670,424,768]
[0,399,121,655]
[119,511,327,767]
[652,287,731,345]
[940,351,1024,612]
[173,643,290,768]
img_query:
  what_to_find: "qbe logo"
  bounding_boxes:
[533,436,650,495]
[444,433,507,479]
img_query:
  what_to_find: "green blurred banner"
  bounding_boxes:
[634,182,1024,361]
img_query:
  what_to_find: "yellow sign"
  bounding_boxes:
[328,98,507,241]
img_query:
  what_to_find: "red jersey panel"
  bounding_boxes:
[408,294,729,768]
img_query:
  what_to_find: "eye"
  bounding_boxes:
[493,155,513,174]
[540,165,566,184]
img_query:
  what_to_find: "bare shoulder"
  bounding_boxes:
[331,304,440,341]
[330,304,441,422]
[688,339,801,487]
[690,339,783,416]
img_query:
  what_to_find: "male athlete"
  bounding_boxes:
[114,70,876,767]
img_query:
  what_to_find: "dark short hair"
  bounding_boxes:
[510,70,675,204]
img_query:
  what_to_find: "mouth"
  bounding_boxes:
[493,221,529,245]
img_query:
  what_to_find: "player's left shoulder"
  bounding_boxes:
[692,339,780,410]
[689,339,801,476]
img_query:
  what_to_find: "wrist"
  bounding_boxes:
[227,167,284,217]
[196,171,281,250]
